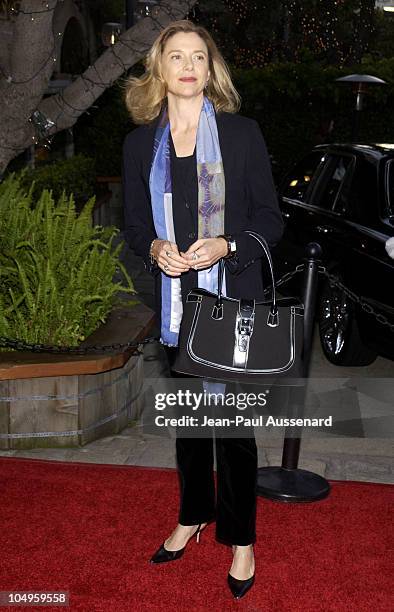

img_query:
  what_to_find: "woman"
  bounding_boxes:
[122,20,283,599]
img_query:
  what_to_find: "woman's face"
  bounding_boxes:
[160,31,210,100]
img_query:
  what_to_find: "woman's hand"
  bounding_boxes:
[151,239,191,276]
[182,238,228,270]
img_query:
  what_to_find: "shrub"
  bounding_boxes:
[20,154,96,205]
[0,174,135,348]
[233,58,394,181]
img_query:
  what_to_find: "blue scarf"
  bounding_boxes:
[149,96,227,346]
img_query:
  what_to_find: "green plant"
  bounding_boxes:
[0,173,136,348]
[20,154,96,205]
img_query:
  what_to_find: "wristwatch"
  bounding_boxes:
[218,234,237,259]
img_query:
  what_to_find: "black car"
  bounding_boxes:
[271,143,394,366]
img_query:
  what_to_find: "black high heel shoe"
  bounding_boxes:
[227,572,255,599]
[227,545,255,599]
[150,523,206,564]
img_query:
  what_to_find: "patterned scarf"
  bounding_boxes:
[149,96,227,346]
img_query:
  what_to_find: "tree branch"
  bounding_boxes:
[0,0,197,174]
[0,1,58,168]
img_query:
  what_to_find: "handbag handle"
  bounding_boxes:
[216,230,277,318]
[243,230,277,312]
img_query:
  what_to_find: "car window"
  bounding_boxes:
[337,157,377,223]
[281,151,323,201]
[315,154,355,210]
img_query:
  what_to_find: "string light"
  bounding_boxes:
[6,1,57,17]
[193,0,373,68]
[1,0,199,156]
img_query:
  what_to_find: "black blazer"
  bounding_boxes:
[122,111,284,323]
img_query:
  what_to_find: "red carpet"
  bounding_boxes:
[0,457,392,612]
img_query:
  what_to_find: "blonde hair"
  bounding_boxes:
[124,20,241,124]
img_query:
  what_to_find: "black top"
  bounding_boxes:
[122,111,284,328]
[169,132,198,303]
[169,131,198,236]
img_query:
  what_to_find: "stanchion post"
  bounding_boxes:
[281,243,322,470]
[302,242,322,375]
[257,242,331,501]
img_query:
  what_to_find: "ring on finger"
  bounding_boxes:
[164,264,169,272]
[165,250,172,257]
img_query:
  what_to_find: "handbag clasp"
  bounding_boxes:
[235,301,255,353]
[238,317,254,350]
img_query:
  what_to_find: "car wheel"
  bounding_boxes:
[318,279,377,366]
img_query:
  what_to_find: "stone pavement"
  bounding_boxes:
[1,239,393,485]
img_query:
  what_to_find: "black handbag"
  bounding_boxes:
[172,230,304,384]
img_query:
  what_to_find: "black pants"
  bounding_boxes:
[165,347,258,546]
